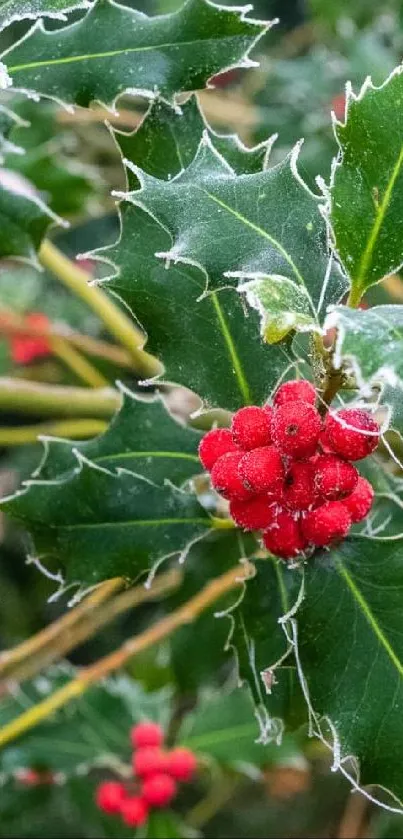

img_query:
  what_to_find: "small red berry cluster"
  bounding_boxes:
[199,380,380,560]
[95,721,197,828]
[0,311,52,365]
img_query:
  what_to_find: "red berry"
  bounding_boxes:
[239,446,284,494]
[165,748,197,782]
[11,312,51,364]
[229,496,277,531]
[302,501,351,547]
[211,451,254,501]
[325,408,380,460]
[231,406,272,450]
[280,461,318,511]
[198,429,239,471]
[96,781,127,814]
[314,454,358,500]
[133,748,168,778]
[272,401,322,459]
[142,773,177,808]
[343,476,374,523]
[121,796,148,827]
[130,721,164,749]
[263,508,306,559]
[273,380,316,407]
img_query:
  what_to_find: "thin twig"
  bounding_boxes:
[39,241,162,379]
[337,791,369,839]
[2,569,182,685]
[0,377,120,417]
[0,563,254,750]
[0,419,108,446]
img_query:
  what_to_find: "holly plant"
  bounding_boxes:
[1,0,403,835]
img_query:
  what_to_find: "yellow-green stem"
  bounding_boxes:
[0,564,253,750]
[346,285,363,308]
[39,240,162,379]
[0,419,108,446]
[0,378,120,418]
[49,336,109,388]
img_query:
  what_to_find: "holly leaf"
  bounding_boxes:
[325,304,403,434]
[113,95,272,190]
[292,537,403,808]
[0,0,89,33]
[36,389,202,486]
[1,392,210,586]
[124,137,348,345]
[229,558,305,738]
[330,68,403,302]
[0,166,62,262]
[3,0,269,108]
[0,665,172,777]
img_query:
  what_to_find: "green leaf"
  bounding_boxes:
[0,0,89,33]
[293,537,403,808]
[125,137,348,341]
[230,558,305,736]
[325,304,403,433]
[37,389,203,485]
[180,685,300,767]
[0,665,172,777]
[330,68,403,302]
[239,273,315,344]
[3,0,268,108]
[97,102,296,410]
[2,392,209,585]
[114,95,271,190]
[0,166,62,262]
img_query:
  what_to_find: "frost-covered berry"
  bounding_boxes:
[302,501,351,547]
[314,454,358,500]
[165,748,197,782]
[198,428,239,471]
[325,408,380,461]
[272,401,322,459]
[142,774,177,808]
[263,508,306,559]
[231,406,272,450]
[273,380,316,407]
[280,462,318,511]
[131,721,164,749]
[96,781,126,814]
[229,496,276,531]
[343,476,374,523]
[239,446,284,494]
[211,451,254,501]
[133,748,168,778]
[121,796,149,827]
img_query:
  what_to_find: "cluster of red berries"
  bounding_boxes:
[199,380,379,561]
[95,721,197,828]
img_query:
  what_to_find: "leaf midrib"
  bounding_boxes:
[47,517,210,531]
[182,722,260,751]
[354,142,403,290]
[95,450,200,465]
[8,35,246,74]
[336,559,403,677]
[203,189,317,318]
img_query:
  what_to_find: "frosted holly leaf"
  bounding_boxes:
[2,0,270,108]
[0,1,89,33]
[124,136,348,343]
[113,95,272,190]
[326,304,403,435]
[1,392,208,586]
[239,273,315,344]
[95,101,293,411]
[0,166,63,262]
[292,536,403,810]
[330,67,403,303]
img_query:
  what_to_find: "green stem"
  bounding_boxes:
[39,240,162,379]
[0,419,108,446]
[346,285,363,308]
[0,378,120,418]
[49,335,109,388]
